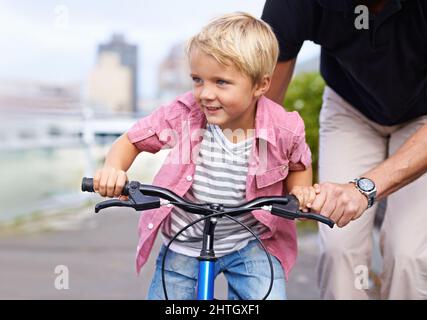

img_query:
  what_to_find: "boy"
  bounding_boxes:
[94,12,317,300]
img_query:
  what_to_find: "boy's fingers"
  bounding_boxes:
[93,169,101,192]
[301,190,309,209]
[292,192,303,209]
[106,169,118,197]
[114,171,127,197]
[303,189,312,212]
[303,189,311,209]
[307,187,316,208]
[99,168,111,196]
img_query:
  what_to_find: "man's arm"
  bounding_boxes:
[311,122,427,227]
[265,59,297,105]
[365,122,427,199]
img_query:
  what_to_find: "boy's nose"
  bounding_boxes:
[199,85,216,101]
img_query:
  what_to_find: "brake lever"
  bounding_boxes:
[270,203,299,220]
[270,194,300,220]
[94,181,161,213]
[95,199,136,213]
[270,195,334,228]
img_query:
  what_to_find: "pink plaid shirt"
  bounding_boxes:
[127,91,311,279]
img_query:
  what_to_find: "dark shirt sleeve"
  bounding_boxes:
[261,0,316,61]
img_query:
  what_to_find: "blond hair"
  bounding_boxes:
[187,12,279,85]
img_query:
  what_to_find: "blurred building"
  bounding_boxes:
[87,34,138,113]
[158,43,192,102]
[0,79,82,150]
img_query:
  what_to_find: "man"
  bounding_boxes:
[262,0,427,299]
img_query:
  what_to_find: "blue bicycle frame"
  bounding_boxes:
[196,216,218,300]
[197,260,215,300]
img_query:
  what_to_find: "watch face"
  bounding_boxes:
[357,178,375,192]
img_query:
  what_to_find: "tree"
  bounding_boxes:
[283,72,325,182]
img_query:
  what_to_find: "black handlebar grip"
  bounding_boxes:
[81,177,95,192]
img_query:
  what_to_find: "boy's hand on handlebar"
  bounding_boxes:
[93,166,128,198]
[290,184,321,212]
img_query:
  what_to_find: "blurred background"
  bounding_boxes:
[0,0,321,224]
[0,0,333,300]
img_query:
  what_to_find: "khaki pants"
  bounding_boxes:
[317,87,427,299]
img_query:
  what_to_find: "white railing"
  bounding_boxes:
[0,108,141,151]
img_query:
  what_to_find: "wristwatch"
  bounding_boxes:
[350,177,377,209]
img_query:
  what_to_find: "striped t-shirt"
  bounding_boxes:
[161,124,268,257]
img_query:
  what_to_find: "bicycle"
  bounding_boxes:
[81,177,334,300]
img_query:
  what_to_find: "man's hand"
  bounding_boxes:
[310,182,368,227]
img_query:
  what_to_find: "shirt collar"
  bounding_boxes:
[177,91,196,107]
[254,95,277,147]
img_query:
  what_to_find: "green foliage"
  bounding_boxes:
[283,72,325,182]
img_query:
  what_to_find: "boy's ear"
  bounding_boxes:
[254,75,272,98]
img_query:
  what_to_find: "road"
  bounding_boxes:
[0,206,323,300]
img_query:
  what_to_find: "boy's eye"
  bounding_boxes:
[216,79,228,85]
[191,76,202,84]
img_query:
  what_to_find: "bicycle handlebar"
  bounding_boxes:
[81,177,334,228]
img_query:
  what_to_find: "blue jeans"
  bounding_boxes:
[146,240,287,300]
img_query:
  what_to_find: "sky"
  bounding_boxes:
[0,0,320,99]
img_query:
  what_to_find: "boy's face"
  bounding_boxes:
[189,48,267,132]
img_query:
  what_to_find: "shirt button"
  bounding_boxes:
[147,223,154,230]
[186,175,193,182]
[148,129,153,133]
[167,204,172,208]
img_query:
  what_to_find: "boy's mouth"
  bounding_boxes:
[204,105,222,111]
